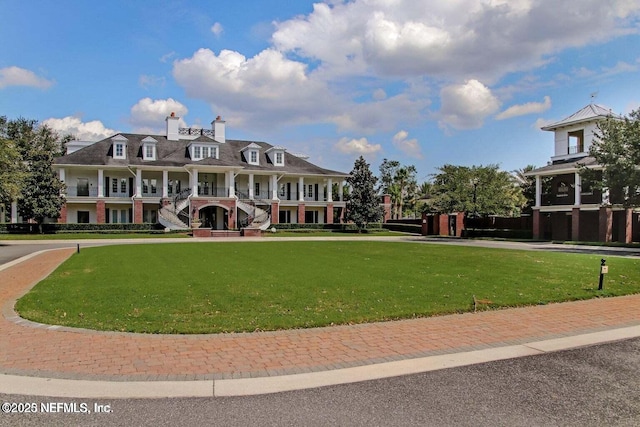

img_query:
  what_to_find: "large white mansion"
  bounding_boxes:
[51,114,352,234]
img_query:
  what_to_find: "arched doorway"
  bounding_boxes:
[197,204,230,230]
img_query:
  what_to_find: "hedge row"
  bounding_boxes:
[462,229,533,239]
[269,227,386,234]
[1,223,165,234]
[382,223,422,234]
[269,223,383,231]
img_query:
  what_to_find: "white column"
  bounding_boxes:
[192,169,199,197]
[298,177,304,201]
[574,172,581,206]
[338,181,344,201]
[97,169,104,197]
[228,171,235,198]
[248,174,254,199]
[162,170,168,198]
[11,201,18,223]
[135,169,142,197]
[327,178,333,202]
[535,175,541,208]
[271,175,278,200]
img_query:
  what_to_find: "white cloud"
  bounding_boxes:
[272,0,640,81]
[211,22,224,36]
[42,116,116,141]
[171,0,639,135]
[138,74,166,89]
[130,98,188,132]
[160,51,176,63]
[439,80,501,130]
[334,137,382,155]
[173,48,335,128]
[533,117,555,130]
[496,96,551,120]
[392,130,422,159]
[372,89,387,101]
[0,66,54,89]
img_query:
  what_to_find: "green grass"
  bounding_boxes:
[15,241,640,334]
[0,232,191,240]
[262,230,407,237]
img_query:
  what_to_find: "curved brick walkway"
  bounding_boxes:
[1,248,639,381]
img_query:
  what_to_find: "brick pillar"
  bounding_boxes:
[326,203,334,224]
[58,203,68,224]
[96,200,106,224]
[599,206,612,243]
[298,204,305,224]
[134,199,143,224]
[571,208,580,241]
[625,208,633,244]
[456,212,465,237]
[421,212,428,236]
[271,202,279,225]
[382,194,391,222]
[438,214,449,236]
[532,209,541,240]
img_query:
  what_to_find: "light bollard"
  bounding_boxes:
[598,258,608,291]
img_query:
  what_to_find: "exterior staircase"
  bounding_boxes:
[158,189,191,230]
[236,198,271,231]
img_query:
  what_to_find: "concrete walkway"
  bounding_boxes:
[1,240,639,398]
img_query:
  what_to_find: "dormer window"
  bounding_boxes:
[241,143,262,166]
[189,143,219,160]
[141,136,157,161]
[112,135,128,159]
[266,146,286,166]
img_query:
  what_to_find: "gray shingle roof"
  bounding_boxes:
[55,134,348,176]
[525,156,599,175]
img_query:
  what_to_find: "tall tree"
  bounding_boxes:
[0,117,26,205]
[19,147,65,226]
[430,164,526,217]
[345,156,384,231]
[1,117,65,227]
[580,108,640,208]
[378,159,417,219]
[512,165,538,214]
[378,158,400,194]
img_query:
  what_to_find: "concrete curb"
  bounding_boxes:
[1,325,639,398]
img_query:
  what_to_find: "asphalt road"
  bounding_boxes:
[1,337,639,427]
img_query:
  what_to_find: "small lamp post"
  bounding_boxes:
[599,259,608,290]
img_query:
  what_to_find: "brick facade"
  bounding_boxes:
[133,199,143,224]
[58,203,67,224]
[96,200,106,224]
[599,207,612,243]
[326,203,334,224]
[270,202,279,225]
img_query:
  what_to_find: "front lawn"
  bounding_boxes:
[15,241,640,334]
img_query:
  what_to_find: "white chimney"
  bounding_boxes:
[166,112,180,141]
[212,115,225,143]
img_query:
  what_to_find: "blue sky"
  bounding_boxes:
[1,0,639,181]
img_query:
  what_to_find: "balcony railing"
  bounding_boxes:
[65,186,98,197]
[568,145,583,155]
